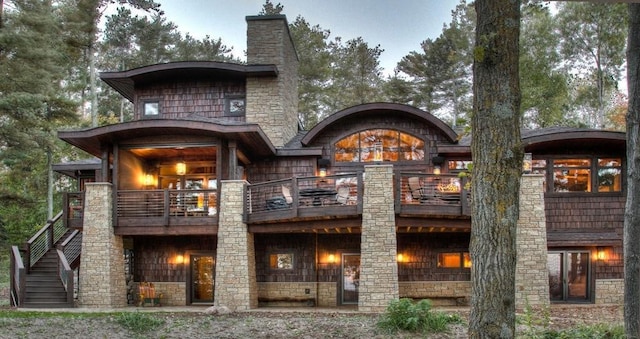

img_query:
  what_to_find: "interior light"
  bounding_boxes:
[176,161,186,175]
[319,167,327,177]
[433,166,441,175]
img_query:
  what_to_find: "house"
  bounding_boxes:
[9,14,625,311]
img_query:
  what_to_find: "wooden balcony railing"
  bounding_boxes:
[24,212,66,272]
[244,173,364,224]
[115,189,218,228]
[395,172,471,217]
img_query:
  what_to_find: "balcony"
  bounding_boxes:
[62,172,470,234]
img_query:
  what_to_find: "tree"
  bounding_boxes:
[289,16,332,128]
[469,0,521,338]
[624,4,640,338]
[557,2,628,128]
[259,0,283,15]
[519,3,569,128]
[396,0,474,127]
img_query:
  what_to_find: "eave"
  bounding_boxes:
[58,119,276,160]
[100,61,279,102]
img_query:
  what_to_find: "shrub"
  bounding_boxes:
[540,323,624,339]
[377,298,462,334]
[114,312,165,333]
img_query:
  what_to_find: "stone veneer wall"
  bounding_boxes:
[359,165,399,312]
[78,183,127,307]
[214,180,258,311]
[399,281,472,306]
[133,282,186,306]
[595,279,624,304]
[515,174,550,310]
[245,15,298,148]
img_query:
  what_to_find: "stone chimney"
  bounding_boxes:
[245,15,299,148]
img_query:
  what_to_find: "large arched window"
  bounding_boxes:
[334,129,425,163]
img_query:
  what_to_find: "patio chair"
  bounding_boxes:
[408,177,434,203]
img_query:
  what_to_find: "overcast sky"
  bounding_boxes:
[148,0,460,75]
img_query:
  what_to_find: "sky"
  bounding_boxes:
[151,0,460,75]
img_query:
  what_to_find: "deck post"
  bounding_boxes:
[358,164,399,312]
[214,180,258,311]
[77,183,127,308]
[515,174,550,310]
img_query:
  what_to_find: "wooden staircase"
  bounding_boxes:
[21,229,78,308]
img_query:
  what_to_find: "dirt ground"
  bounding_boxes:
[0,304,624,339]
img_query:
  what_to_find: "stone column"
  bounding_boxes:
[214,180,258,311]
[515,174,550,310]
[78,183,127,308]
[358,165,399,312]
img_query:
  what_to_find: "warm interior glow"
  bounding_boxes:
[328,254,335,263]
[397,253,404,263]
[144,174,155,187]
[174,254,184,264]
[176,161,186,175]
[433,166,441,175]
[319,168,327,177]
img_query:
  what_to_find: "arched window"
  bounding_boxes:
[334,129,425,163]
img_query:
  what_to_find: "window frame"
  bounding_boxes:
[268,253,294,270]
[225,95,246,117]
[332,128,427,165]
[436,252,471,269]
[543,155,623,195]
[141,99,161,118]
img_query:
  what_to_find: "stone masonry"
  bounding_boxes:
[359,165,399,312]
[77,183,127,307]
[515,174,550,310]
[245,15,299,148]
[214,180,258,310]
[595,279,624,304]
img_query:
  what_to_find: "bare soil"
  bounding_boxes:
[0,304,624,339]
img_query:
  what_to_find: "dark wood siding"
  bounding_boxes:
[246,158,316,184]
[397,233,471,282]
[132,235,217,282]
[134,80,245,121]
[545,195,624,280]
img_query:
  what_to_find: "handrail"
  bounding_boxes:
[10,246,26,307]
[59,230,82,266]
[25,211,65,272]
[56,249,74,304]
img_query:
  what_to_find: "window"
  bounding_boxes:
[143,101,160,117]
[437,252,471,268]
[269,253,293,269]
[334,129,424,163]
[448,160,473,172]
[225,96,246,117]
[597,158,622,192]
[553,159,591,192]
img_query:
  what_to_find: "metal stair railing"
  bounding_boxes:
[24,211,65,272]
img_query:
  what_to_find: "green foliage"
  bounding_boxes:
[538,323,624,339]
[377,298,462,334]
[115,312,165,333]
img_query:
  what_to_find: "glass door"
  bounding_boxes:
[548,251,590,302]
[191,255,215,304]
[342,254,360,304]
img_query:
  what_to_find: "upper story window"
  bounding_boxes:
[552,157,622,193]
[142,100,160,118]
[225,96,246,117]
[334,129,424,163]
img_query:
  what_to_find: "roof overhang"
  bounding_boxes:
[100,61,278,102]
[301,103,458,146]
[547,230,621,247]
[58,119,276,160]
[52,158,102,178]
[522,129,626,152]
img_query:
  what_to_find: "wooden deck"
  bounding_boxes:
[62,172,471,235]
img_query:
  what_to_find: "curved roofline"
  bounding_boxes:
[58,119,276,159]
[100,61,278,101]
[301,103,458,146]
[522,129,625,148]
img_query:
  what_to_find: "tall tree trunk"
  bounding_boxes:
[90,46,98,127]
[469,1,521,338]
[625,4,640,339]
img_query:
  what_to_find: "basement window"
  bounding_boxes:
[437,252,471,268]
[269,253,293,270]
